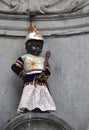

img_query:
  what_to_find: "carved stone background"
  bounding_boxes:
[0,0,89,14]
[0,0,89,37]
[0,1,89,130]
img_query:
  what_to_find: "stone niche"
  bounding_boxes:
[0,1,89,130]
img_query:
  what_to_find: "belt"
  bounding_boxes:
[23,81,47,87]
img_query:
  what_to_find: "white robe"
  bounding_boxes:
[17,83,56,113]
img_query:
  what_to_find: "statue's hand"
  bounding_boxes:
[39,70,49,82]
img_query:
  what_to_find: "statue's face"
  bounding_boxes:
[26,40,43,56]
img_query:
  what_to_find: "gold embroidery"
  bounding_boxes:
[27,58,39,69]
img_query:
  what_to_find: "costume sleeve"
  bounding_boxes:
[11,57,24,77]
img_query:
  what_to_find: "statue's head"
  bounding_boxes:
[25,25,44,56]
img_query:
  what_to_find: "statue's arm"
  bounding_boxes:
[44,63,51,77]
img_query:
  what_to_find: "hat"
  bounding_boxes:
[25,25,44,43]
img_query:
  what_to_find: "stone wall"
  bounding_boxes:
[0,0,89,130]
[1,34,89,130]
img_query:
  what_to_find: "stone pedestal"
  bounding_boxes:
[5,113,73,130]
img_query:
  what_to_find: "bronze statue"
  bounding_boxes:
[11,25,56,114]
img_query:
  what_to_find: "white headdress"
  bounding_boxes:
[25,25,44,43]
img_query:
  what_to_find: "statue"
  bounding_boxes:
[11,25,56,114]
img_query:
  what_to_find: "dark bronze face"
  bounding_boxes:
[26,40,43,56]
